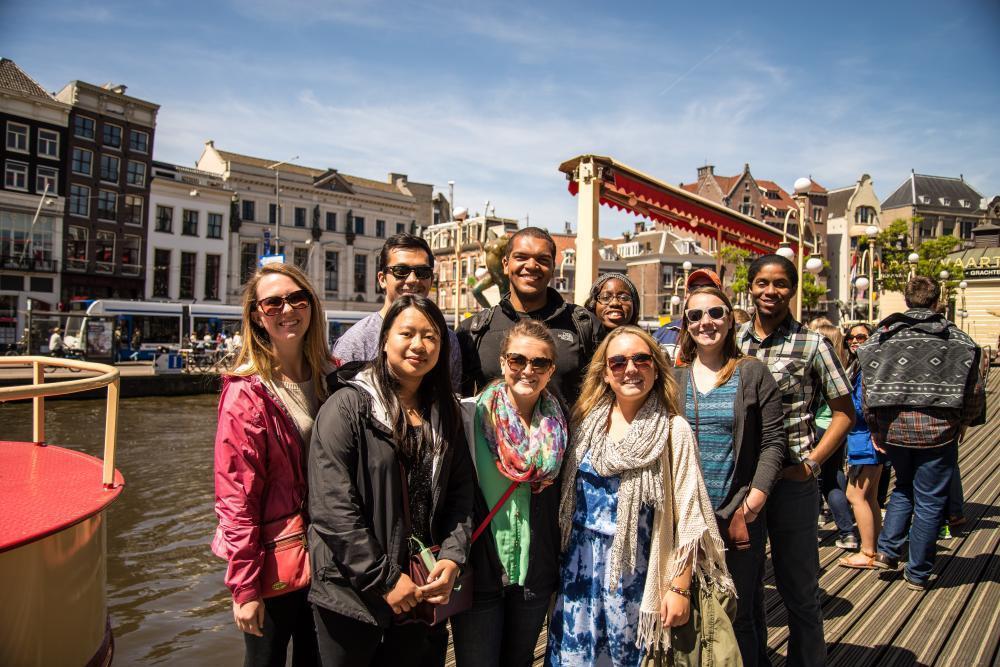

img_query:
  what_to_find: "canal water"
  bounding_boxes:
[1,394,243,664]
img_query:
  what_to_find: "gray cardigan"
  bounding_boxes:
[672,357,787,520]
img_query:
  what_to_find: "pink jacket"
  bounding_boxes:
[212,374,307,604]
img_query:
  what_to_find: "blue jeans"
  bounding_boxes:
[450,585,550,667]
[725,514,768,667]
[948,463,965,519]
[755,477,826,667]
[878,444,957,584]
[817,434,853,539]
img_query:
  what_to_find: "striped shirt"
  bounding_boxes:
[738,316,852,463]
[686,368,739,510]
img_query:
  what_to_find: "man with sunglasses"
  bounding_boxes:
[736,254,855,667]
[332,233,462,390]
[457,227,600,406]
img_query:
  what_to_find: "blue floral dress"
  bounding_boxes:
[546,452,654,666]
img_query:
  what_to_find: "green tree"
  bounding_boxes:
[801,262,829,309]
[719,245,751,297]
[859,217,963,293]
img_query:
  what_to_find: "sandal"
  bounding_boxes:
[838,551,878,570]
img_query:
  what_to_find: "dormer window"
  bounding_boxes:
[959,199,970,208]
[918,195,931,205]
[940,197,951,206]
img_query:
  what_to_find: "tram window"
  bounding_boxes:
[192,316,241,338]
[131,315,182,346]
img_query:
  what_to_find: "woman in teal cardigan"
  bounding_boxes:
[451,319,569,667]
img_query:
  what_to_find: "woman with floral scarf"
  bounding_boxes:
[546,325,733,666]
[451,319,569,667]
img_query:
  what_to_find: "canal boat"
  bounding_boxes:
[0,356,123,666]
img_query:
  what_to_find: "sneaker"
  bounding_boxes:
[872,553,899,570]
[903,573,929,591]
[836,535,860,550]
[818,510,832,527]
[939,524,952,540]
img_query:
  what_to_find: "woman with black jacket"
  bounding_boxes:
[673,287,786,667]
[308,295,474,666]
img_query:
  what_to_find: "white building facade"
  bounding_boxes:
[196,141,433,310]
[144,162,231,303]
[826,174,882,321]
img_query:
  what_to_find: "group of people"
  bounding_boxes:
[212,228,986,667]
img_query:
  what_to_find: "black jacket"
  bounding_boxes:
[307,369,475,627]
[457,288,599,407]
[672,358,787,520]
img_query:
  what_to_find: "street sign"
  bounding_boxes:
[259,254,285,267]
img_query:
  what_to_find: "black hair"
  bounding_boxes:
[748,254,799,291]
[583,273,641,327]
[378,233,434,272]
[371,294,460,461]
[505,227,556,260]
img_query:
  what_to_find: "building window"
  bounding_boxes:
[396,222,406,234]
[294,247,309,269]
[5,122,28,153]
[69,184,90,217]
[121,234,141,275]
[126,160,146,187]
[95,230,116,272]
[179,252,196,298]
[292,207,305,227]
[4,161,28,190]
[153,248,171,297]
[182,210,198,236]
[124,194,143,225]
[855,206,874,225]
[129,129,149,154]
[376,219,386,238]
[205,254,221,300]
[73,116,95,140]
[354,216,365,235]
[155,205,173,232]
[37,129,59,158]
[354,254,367,293]
[241,199,255,222]
[919,218,935,239]
[207,212,223,239]
[100,155,120,183]
[739,196,753,217]
[325,251,339,294]
[36,166,58,194]
[102,123,122,149]
[240,242,258,285]
[97,190,118,221]
[960,218,975,238]
[269,203,277,225]
[812,207,823,223]
[325,211,337,231]
[66,226,88,270]
[71,147,93,176]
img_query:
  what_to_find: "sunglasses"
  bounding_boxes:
[685,305,730,323]
[847,333,869,343]
[255,289,311,316]
[503,352,554,372]
[607,353,654,373]
[596,292,633,305]
[385,264,434,280]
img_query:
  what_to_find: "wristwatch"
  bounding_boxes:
[803,457,821,478]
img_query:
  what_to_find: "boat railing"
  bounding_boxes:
[0,356,120,488]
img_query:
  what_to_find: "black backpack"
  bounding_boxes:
[466,304,596,356]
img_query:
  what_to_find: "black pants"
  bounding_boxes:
[312,606,447,667]
[243,588,319,667]
[450,585,550,667]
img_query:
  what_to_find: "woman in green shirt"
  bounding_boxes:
[451,319,569,667]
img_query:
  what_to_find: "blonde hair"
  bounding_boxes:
[571,325,681,427]
[230,263,331,400]
[816,323,847,368]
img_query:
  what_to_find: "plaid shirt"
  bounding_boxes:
[738,316,852,463]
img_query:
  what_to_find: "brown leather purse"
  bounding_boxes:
[260,510,310,598]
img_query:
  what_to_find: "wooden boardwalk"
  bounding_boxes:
[447,368,1000,667]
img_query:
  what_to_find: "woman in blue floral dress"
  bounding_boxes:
[547,326,732,666]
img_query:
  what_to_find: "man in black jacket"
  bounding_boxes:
[457,227,601,407]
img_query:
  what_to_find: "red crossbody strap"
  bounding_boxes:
[471,481,520,544]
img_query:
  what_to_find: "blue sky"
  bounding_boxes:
[3,0,998,235]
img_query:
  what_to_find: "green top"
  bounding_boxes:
[474,400,531,586]
[815,400,833,430]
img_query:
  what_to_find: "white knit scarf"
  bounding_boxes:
[558,393,734,651]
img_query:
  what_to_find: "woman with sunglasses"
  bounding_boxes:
[451,319,568,667]
[212,263,330,665]
[308,295,474,666]
[547,325,732,666]
[584,273,640,337]
[674,287,785,666]
[838,322,887,570]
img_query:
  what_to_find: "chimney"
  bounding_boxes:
[389,172,407,185]
[634,221,644,234]
[697,165,715,181]
[205,139,215,148]
[564,221,572,234]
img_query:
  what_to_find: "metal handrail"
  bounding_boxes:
[0,356,120,488]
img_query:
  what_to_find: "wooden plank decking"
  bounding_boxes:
[447,368,1000,667]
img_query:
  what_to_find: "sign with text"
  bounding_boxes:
[259,254,285,267]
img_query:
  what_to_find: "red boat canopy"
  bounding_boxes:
[558,155,808,255]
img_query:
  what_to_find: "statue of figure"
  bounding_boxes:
[471,235,509,308]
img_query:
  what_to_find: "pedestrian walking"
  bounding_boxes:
[546,326,733,666]
[861,276,986,590]
[673,286,786,666]
[583,272,640,339]
[211,262,331,665]
[450,319,569,667]
[737,254,855,667]
[130,327,143,361]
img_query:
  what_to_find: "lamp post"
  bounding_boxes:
[267,156,298,251]
[863,225,879,322]
[939,269,950,317]
[452,207,469,327]
[779,178,813,321]
[959,280,968,331]
[682,260,692,293]
[908,252,920,279]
